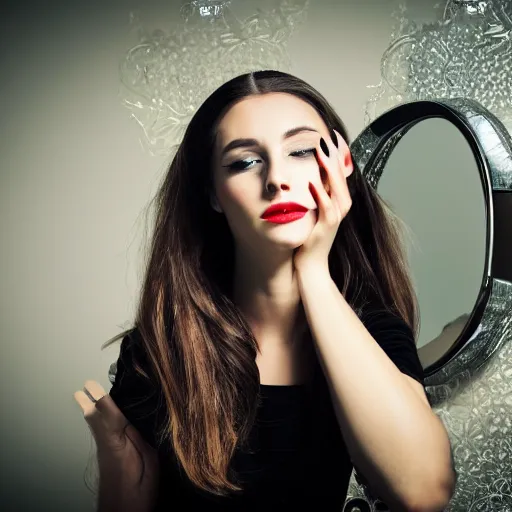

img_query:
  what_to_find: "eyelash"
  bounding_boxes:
[226,148,316,172]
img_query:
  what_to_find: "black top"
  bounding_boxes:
[109,308,425,511]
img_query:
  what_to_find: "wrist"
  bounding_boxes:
[295,260,330,281]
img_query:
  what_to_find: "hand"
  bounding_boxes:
[294,129,354,273]
[74,380,159,497]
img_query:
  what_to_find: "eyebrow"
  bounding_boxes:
[220,125,318,158]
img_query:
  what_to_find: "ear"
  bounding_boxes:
[210,193,223,213]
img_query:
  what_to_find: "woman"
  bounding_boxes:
[74,70,455,511]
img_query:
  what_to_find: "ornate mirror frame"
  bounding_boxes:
[344,98,512,511]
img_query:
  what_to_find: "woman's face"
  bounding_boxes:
[211,92,334,254]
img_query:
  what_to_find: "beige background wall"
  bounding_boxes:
[0,0,486,509]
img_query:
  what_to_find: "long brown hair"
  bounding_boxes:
[103,70,418,496]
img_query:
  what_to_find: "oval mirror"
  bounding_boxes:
[349,98,512,384]
[376,118,487,370]
[346,97,512,512]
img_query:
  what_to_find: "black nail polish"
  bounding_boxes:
[320,137,330,157]
[330,128,338,148]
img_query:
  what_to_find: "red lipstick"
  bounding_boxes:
[261,202,309,224]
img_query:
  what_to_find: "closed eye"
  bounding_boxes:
[290,148,315,158]
[224,158,262,172]
[224,148,315,172]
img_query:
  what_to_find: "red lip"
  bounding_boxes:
[261,202,308,219]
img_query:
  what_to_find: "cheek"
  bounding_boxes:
[218,179,258,216]
[303,160,324,186]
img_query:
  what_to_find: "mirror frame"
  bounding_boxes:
[350,98,512,390]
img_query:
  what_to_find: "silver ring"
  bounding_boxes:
[83,387,98,403]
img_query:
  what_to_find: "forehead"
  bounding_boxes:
[215,93,324,145]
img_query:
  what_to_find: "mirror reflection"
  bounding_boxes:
[377,118,487,369]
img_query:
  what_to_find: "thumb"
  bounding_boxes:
[124,422,146,446]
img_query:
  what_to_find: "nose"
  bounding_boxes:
[263,160,291,197]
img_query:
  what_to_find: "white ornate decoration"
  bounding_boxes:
[118,0,309,156]
[364,0,512,133]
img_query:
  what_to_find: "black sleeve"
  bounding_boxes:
[361,308,425,387]
[109,329,162,449]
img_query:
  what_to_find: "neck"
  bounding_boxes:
[232,245,306,349]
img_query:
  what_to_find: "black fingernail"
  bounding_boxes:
[320,137,329,157]
[330,128,338,148]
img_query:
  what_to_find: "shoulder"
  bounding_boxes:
[360,307,415,345]
[359,305,425,386]
[109,328,153,385]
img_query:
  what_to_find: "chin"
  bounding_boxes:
[263,220,314,250]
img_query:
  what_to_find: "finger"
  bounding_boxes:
[309,181,338,225]
[321,136,346,211]
[332,131,353,213]
[332,129,354,178]
[312,138,329,192]
[316,135,343,201]
[74,389,110,441]
[74,390,96,416]
[75,381,128,437]
[73,380,106,415]
[314,137,342,218]
[84,380,107,401]
[325,131,354,217]
[330,129,345,170]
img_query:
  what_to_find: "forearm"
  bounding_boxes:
[297,268,454,511]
